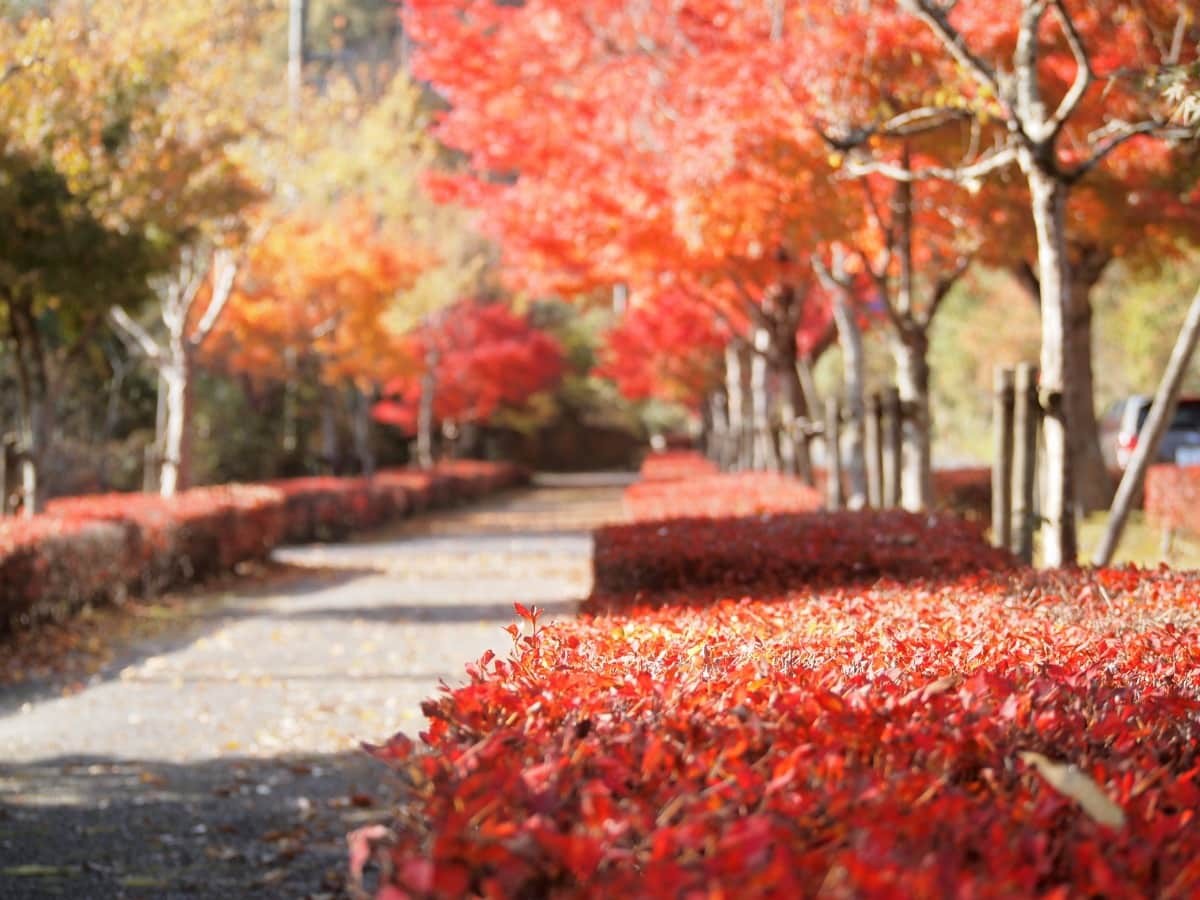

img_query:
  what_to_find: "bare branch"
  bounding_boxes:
[845,144,1018,187]
[1042,0,1092,140]
[1067,119,1190,182]
[190,250,239,348]
[1168,9,1187,65]
[108,307,164,365]
[921,255,972,328]
[812,119,877,152]
[1013,0,1051,124]
[900,0,1004,100]
[879,105,973,138]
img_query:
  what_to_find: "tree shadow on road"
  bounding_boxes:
[0,749,397,900]
[281,596,579,625]
[0,563,380,718]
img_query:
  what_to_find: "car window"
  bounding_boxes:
[1171,401,1200,430]
[1134,399,1200,431]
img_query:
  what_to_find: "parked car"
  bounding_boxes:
[1103,395,1200,469]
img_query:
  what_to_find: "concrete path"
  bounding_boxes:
[0,478,627,899]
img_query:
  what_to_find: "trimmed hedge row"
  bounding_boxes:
[638,450,717,482]
[1146,464,1200,540]
[365,566,1200,899]
[1,462,527,631]
[593,509,1013,595]
[623,472,823,521]
[360,466,1200,898]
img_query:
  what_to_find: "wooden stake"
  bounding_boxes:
[1094,284,1200,567]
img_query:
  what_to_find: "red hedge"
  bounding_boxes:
[364,565,1200,898]
[638,451,717,483]
[594,509,1012,595]
[2,463,527,631]
[1145,464,1200,538]
[45,485,285,590]
[0,518,132,627]
[623,472,823,521]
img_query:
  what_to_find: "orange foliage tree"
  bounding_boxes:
[207,200,427,472]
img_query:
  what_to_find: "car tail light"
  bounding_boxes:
[1117,432,1138,467]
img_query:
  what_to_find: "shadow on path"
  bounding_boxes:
[0,564,379,719]
[0,478,626,899]
[282,597,578,625]
[0,751,395,900]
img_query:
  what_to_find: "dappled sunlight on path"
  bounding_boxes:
[0,479,627,897]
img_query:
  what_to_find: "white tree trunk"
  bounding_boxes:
[891,327,934,511]
[1026,164,1077,567]
[18,398,43,518]
[772,331,812,482]
[832,292,867,505]
[724,343,745,470]
[707,390,730,467]
[416,364,437,470]
[158,351,194,498]
[750,327,779,472]
[1065,276,1112,512]
[9,299,49,517]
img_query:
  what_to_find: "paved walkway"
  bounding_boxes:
[0,477,628,898]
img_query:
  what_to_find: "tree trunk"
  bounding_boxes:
[1065,269,1112,512]
[18,393,46,517]
[350,383,375,477]
[723,343,746,471]
[416,363,437,470]
[1012,253,1113,514]
[98,356,129,491]
[708,389,730,469]
[750,327,779,472]
[772,330,813,483]
[281,348,300,458]
[320,382,339,474]
[158,349,195,497]
[831,291,867,505]
[891,324,934,511]
[9,297,50,516]
[1025,164,1077,567]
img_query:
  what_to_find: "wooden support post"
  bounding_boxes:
[992,367,1015,550]
[825,398,842,511]
[1012,363,1039,564]
[0,441,7,516]
[1094,284,1200,567]
[882,386,902,508]
[865,392,883,509]
[1160,526,1176,564]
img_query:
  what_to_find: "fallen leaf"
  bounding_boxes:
[1019,752,1126,829]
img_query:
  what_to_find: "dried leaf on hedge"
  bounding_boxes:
[1020,751,1126,829]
